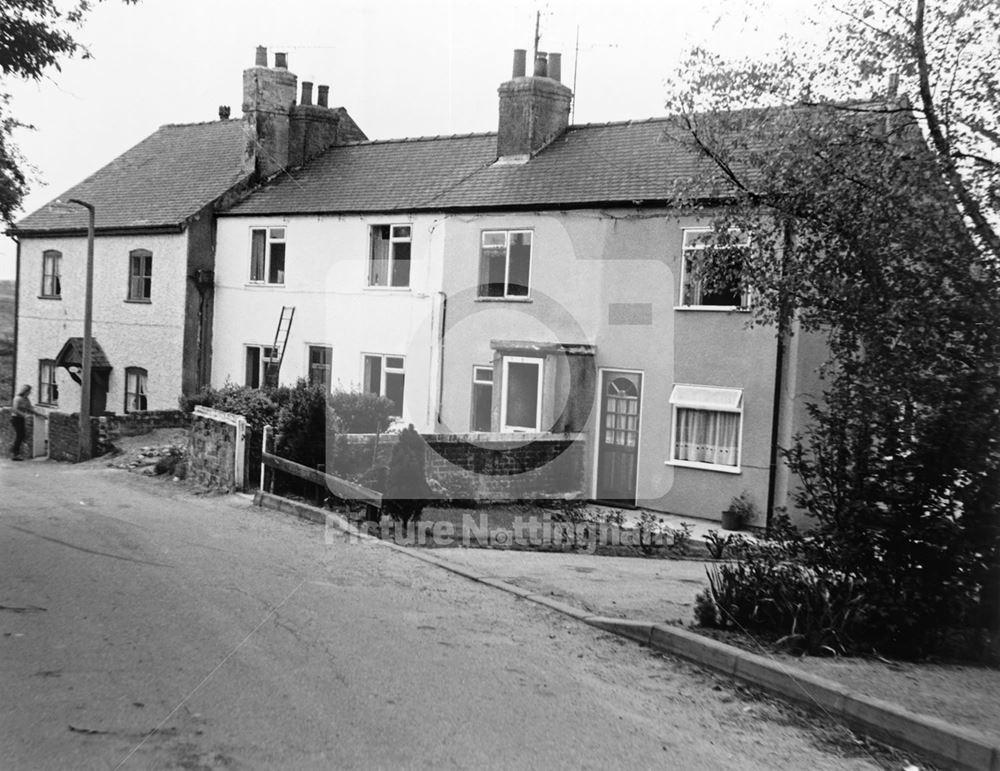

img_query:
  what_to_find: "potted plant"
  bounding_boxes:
[721,490,756,531]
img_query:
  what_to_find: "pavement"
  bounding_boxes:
[259,492,1000,771]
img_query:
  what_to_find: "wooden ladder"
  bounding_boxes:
[265,306,295,387]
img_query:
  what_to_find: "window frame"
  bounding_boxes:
[677,227,751,310]
[477,229,533,299]
[249,227,287,285]
[362,353,406,417]
[40,250,61,299]
[124,366,148,413]
[500,355,543,432]
[38,359,58,406]
[470,364,494,432]
[367,224,412,289]
[245,344,278,389]
[667,384,744,474]
[127,248,153,302]
[307,345,333,391]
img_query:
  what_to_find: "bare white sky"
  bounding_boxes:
[0,0,820,279]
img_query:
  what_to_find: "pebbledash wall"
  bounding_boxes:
[211,213,445,431]
[15,232,191,418]
[329,431,586,501]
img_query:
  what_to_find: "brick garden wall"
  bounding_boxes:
[187,412,242,492]
[0,407,33,458]
[330,432,586,502]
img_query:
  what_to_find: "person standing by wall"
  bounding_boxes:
[10,385,46,460]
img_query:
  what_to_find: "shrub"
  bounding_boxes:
[328,390,395,433]
[382,424,432,526]
[275,380,334,468]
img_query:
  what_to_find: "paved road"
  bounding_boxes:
[0,461,889,770]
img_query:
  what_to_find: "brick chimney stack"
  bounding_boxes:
[496,48,572,162]
[242,47,298,179]
[241,47,367,179]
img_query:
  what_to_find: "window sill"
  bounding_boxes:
[125,298,152,304]
[245,282,285,288]
[37,295,61,300]
[674,305,751,313]
[665,459,742,475]
[475,297,533,303]
[363,286,412,293]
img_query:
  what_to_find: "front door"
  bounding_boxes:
[596,371,642,506]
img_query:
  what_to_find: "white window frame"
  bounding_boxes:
[367,224,412,288]
[478,229,533,299]
[678,227,751,310]
[245,344,278,388]
[500,356,543,432]
[362,353,406,417]
[307,345,333,391]
[41,250,61,298]
[38,360,58,406]
[124,366,148,413]
[471,364,494,432]
[667,384,744,474]
[249,227,286,285]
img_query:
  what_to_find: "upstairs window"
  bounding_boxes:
[308,345,333,391]
[124,367,148,412]
[245,345,278,388]
[41,250,61,298]
[478,230,532,298]
[368,225,411,287]
[128,249,152,301]
[38,360,58,406]
[250,227,286,285]
[363,354,405,417]
[680,228,751,308]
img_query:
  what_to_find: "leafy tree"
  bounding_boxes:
[0,0,138,222]
[667,0,1000,658]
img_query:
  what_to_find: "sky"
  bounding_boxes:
[0,0,822,280]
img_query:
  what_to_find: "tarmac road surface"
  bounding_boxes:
[0,460,891,770]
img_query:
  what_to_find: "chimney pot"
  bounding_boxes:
[219,105,231,120]
[301,81,313,106]
[275,52,288,69]
[546,52,562,82]
[255,46,267,67]
[533,52,548,77]
[512,49,527,78]
[317,85,329,108]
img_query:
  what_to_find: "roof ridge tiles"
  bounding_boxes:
[335,130,497,148]
[159,118,242,129]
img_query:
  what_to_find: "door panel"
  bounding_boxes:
[596,371,642,505]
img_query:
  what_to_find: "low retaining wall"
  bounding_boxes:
[329,431,586,501]
[46,409,189,462]
[187,406,247,492]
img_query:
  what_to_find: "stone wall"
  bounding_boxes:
[187,411,242,492]
[46,410,189,462]
[0,407,34,458]
[329,432,586,502]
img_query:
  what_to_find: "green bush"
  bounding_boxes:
[179,383,288,435]
[275,380,335,469]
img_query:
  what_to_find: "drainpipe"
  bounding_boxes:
[765,219,794,534]
[434,291,447,426]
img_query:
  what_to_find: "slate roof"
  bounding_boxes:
[225,118,733,216]
[14,120,250,234]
